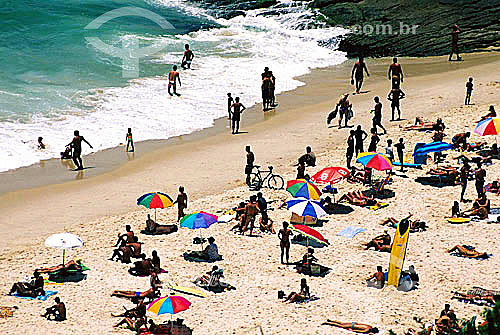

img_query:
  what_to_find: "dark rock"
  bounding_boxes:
[311,0,362,9]
[217,10,247,19]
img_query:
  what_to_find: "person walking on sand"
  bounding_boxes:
[449,24,462,61]
[387,87,405,121]
[394,137,405,172]
[67,130,93,170]
[278,221,292,264]
[125,128,134,152]
[227,93,234,120]
[181,44,194,70]
[372,97,386,135]
[351,56,370,94]
[168,65,181,96]
[388,57,404,89]
[354,125,368,156]
[346,130,355,168]
[245,145,255,186]
[230,97,246,134]
[465,77,473,105]
[337,94,352,129]
[174,186,188,222]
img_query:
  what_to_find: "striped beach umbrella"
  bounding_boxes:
[290,224,329,246]
[286,179,322,200]
[356,152,392,171]
[137,192,174,221]
[474,118,500,136]
[286,197,327,218]
[180,212,218,229]
[147,295,191,316]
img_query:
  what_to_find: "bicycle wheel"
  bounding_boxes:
[249,173,262,189]
[268,174,284,190]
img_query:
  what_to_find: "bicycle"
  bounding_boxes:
[249,165,284,190]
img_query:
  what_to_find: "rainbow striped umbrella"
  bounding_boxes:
[180,212,218,229]
[290,224,329,246]
[286,179,322,200]
[137,192,174,221]
[147,295,191,316]
[356,152,393,171]
[474,118,500,136]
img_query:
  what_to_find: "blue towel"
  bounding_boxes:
[337,226,366,238]
[13,290,57,301]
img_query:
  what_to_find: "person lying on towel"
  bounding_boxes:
[9,271,45,297]
[364,231,391,252]
[36,259,83,274]
[447,245,489,259]
[322,320,379,333]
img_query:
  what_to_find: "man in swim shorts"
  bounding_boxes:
[230,97,246,134]
[67,130,93,170]
[278,221,292,264]
[449,24,462,61]
[168,65,181,96]
[351,56,370,94]
[388,57,404,89]
[181,44,194,69]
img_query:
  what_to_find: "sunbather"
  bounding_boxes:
[115,225,134,247]
[114,315,147,332]
[365,231,391,252]
[339,190,376,207]
[109,243,133,263]
[9,271,45,297]
[111,297,146,318]
[128,254,154,276]
[194,266,234,292]
[366,266,385,289]
[476,105,496,123]
[452,291,499,306]
[36,259,83,274]
[461,194,490,219]
[184,237,220,262]
[128,236,143,258]
[488,180,500,195]
[259,215,275,234]
[322,320,379,333]
[284,278,310,303]
[347,167,365,184]
[241,195,259,235]
[145,214,178,235]
[41,297,66,322]
[448,245,489,259]
[112,283,161,301]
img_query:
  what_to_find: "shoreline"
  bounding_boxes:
[1,52,499,252]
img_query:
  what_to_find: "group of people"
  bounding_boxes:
[261,67,276,111]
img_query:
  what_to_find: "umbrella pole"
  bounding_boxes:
[62,249,65,265]
[155,209,157,222]
[200,230,204,251]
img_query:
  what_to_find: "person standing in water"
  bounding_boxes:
[351,56,370,94]
[125,128,134,152]
[230,97,246,134]
[181,44,194,69]
[67,130,93,170]
[168,65,181,96]
[227,93,234,120]
[388,57,404,89]
[449,24,462,61]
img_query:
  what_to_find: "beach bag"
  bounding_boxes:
[311,265,321,276]
[278,290,284,299]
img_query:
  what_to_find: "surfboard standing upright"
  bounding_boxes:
[387,217,411,286]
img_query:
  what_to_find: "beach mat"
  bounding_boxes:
[48,272,87,283]
[0,306,18,319]
[337,226,366,238]
[183,253,223,263]
[12,290,57,301]
[369,202,389,211]
[450,252,491,260]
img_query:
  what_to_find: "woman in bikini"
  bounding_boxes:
[284,278,310,303]
[322,320,379,333]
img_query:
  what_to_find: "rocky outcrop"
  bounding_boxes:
[312,0,500,57]
[190,0,278,19]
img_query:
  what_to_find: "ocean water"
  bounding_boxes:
[0,0,348,172]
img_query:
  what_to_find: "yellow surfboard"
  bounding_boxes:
[446,217,470,224]
[168,285,207,298]
[388,216,411,286]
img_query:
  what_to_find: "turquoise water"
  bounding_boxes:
[0,0,214,121]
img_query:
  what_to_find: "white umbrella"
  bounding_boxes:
[45,233,84,265]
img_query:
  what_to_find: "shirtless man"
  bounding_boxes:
[241,195,259,235]
[42,297,66,322]
[278,222,293,264]
[388,57,404,89]
[245,145,255,186]
[366,265,385,289]
[322,320,379,334]
[168,65,181,96]
[174,186,188,221]
[365,230,391,252]
[387,87,405,121]
[230,97,246,134]
[351,56,370,94]
[447,245,488,259]
[115,225,134,247]
[67,130,93,170]
[181,44,194,69]
[127,236,143,258]
[449,24,462,61]
[337,94,352,128]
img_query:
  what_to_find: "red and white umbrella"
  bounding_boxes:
[311,167,350,184]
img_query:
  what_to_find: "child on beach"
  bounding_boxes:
[385,139,394,162]
[227,93,233,120]
[125,128,134,152]
[465,77,473,105]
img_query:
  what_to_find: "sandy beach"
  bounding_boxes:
[1,52,499,334]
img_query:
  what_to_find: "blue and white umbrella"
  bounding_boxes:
[413,142,454,156]
[286,197,327,218]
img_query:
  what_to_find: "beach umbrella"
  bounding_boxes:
[45,233,84,265]
[474,118,500,137]
[137,192,174,221]
[311,167,350,185]
[286,197,327,218]
[356,152,392,171]
[286,179,322,200]
[413,142,455,156]
[180,212,218,250]
[147,295,191,317]
[290,224,329,246]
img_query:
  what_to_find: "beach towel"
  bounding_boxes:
[218,214,234,223]
[446,217,470,224]
[0,306,17,319]
[488,214,500,223]
[369,202,389,211]
[12,290,57,301]
[491,208,500,215]
[337,226,366,238]
[450,252,491,260]
[183,253,222,263]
